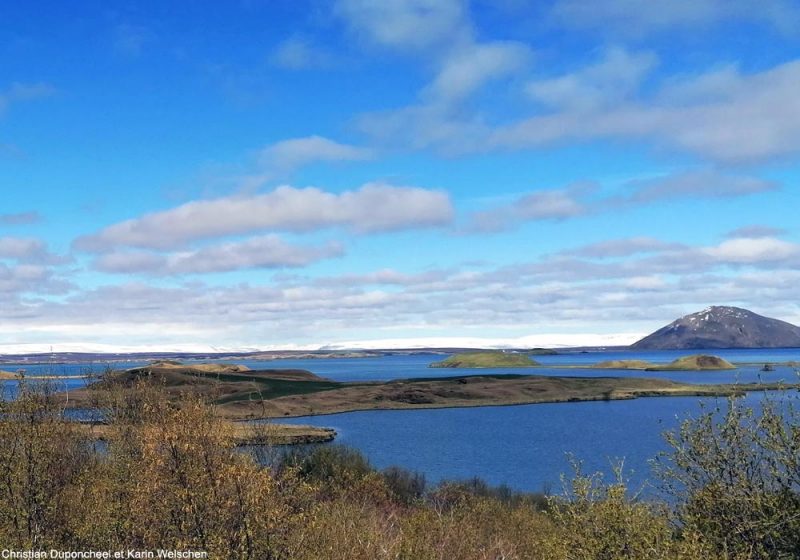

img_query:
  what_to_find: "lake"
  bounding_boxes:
[2,348,799,492]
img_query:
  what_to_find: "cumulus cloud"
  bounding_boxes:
[75,183,454,252]
[426,41,531,102]
[703,237,799,264]
[0,236,67,264]
[527,47,657,111]
[259,136,373,173]
[0,261,72,295]
[466,183,593,233]
[493,60,800,163]
[335,0,469,51]
[620,169,779,204]
[93,235,344,275]
[339,0,531,152]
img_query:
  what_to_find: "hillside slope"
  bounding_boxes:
[632,306,800,349]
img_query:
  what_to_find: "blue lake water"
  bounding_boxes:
[278,391,799,495]
[2,349,799,492]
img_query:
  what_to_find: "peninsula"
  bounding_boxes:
[61,361,792,421]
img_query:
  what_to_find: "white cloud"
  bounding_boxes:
[335,0,469,51]
[93,235,344,275]
[703,237,799,263]
[75,183,454,251]
[493,60,800,163]
[0,237,48,260]
[0,236,67,264]
[622,169,778,203]
[426,41,531,102]
[527,47,657,111]
[339,0,531,154]
[623,275,668,290]
[259,135,373,172]
[10,230,800,349]
[466,183,593,233]
[0,261,71,295]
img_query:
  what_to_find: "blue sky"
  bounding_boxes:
[2,0,800,352]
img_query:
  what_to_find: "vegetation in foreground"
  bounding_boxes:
[3,377,800,558]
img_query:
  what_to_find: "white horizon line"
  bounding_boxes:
[0,333,645,356]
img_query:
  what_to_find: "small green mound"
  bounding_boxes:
[429,351,540,369]
[647,354,736,371]
[528,348,558,355]
[592,360,656,370]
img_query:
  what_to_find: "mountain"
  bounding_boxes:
[631,306,800,350]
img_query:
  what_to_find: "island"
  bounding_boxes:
[646,354,736,371]
[429,351,540,368]
[591,354,736,371]
[591,360,656,370]
[58,361,793,421]
[528,348,558,355]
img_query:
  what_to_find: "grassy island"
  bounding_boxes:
[590,354,737,371]
[592,360,656,370]
[646,354,736,371]
[528,348,558,355]
[430,351,540,368]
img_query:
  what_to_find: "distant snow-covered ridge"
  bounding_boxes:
[0,333,644,356]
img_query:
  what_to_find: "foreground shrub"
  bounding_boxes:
[657,393,800,559]
[0,381,92,548]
